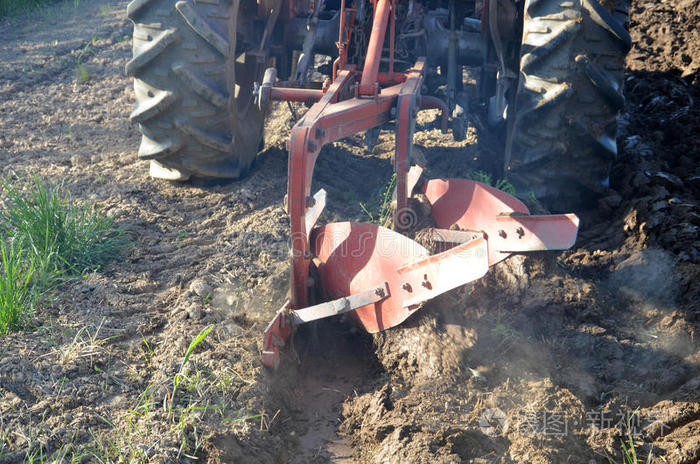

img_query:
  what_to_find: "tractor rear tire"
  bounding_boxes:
[126,0,265,180]
[505,0,630,212]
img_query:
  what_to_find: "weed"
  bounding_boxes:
[491,321,520,339]
[140,333,155,368]
[468,170,516,195]
[0,241,35,334]
[491,321,523,357]
[494,178,516,196]
[99,3,110,14]
[56,320,111,365]
[75,63,90,82]
[1,176,126,275]
[469,170,493,185]
[0,0,43,16]
[172,325,213,406]
[359,173,396,227]
[0,176,127,333]
[607,410,653,464]
[223,413,263,423]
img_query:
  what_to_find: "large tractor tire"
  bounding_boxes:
[505,0,630,212]
[126,0,265,180]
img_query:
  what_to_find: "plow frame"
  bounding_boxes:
[260,0,579,369]
[263,0,444,368]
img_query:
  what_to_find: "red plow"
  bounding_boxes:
[259,0,580,369]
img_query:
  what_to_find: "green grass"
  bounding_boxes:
[172,324,214,407]
[1,177,126,275]
[0,176,127,334]
[607,410,652,464]
[359,173,396,227]
[0,241,35,334]
[1,0,84,17]
[468,170,517,196]
[75,63,90,82]
[0,0,43,16]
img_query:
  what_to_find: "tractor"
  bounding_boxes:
[126,0,629,367]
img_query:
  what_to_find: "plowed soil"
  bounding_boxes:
[0,0,698,463]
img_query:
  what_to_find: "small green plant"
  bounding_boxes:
[359,173,396,227]
[607,410,653,464]
[491,321,520,340]
[468,170,516,195]
[171,325,214,406]
[56,321,111,365]
[75,63,90,82]
[469,170,493,185]
[0,241,35,334]
[140,333,155,368]
[494,178,516,196]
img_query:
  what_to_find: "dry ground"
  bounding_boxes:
[0,0,698,462]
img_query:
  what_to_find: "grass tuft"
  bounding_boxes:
[1,176,126,275]
[0,240,35,333]
[359,173,396,227]
[0,176,127,334]
[0,0,42,16]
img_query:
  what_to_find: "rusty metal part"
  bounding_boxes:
[419,95,449,133]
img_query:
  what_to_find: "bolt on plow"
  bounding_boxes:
[258,0,581,369]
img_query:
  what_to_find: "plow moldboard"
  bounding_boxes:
[312,222,430,333]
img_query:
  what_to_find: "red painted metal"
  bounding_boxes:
[286,73,404,310]
[270,87,323,104]
[394,62,425,232]
[422,178,579,265]
[389,0,396,78]
[419,95,449,133]
[262,301,293,370]
[493,214,580,252]
[259,1,580,369]
[360,0,391,92]
[312,222,488,332]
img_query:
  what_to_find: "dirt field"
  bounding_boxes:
[0,0,698,462]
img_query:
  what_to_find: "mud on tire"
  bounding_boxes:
[126,0,265,180]
[505,0,630,212]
